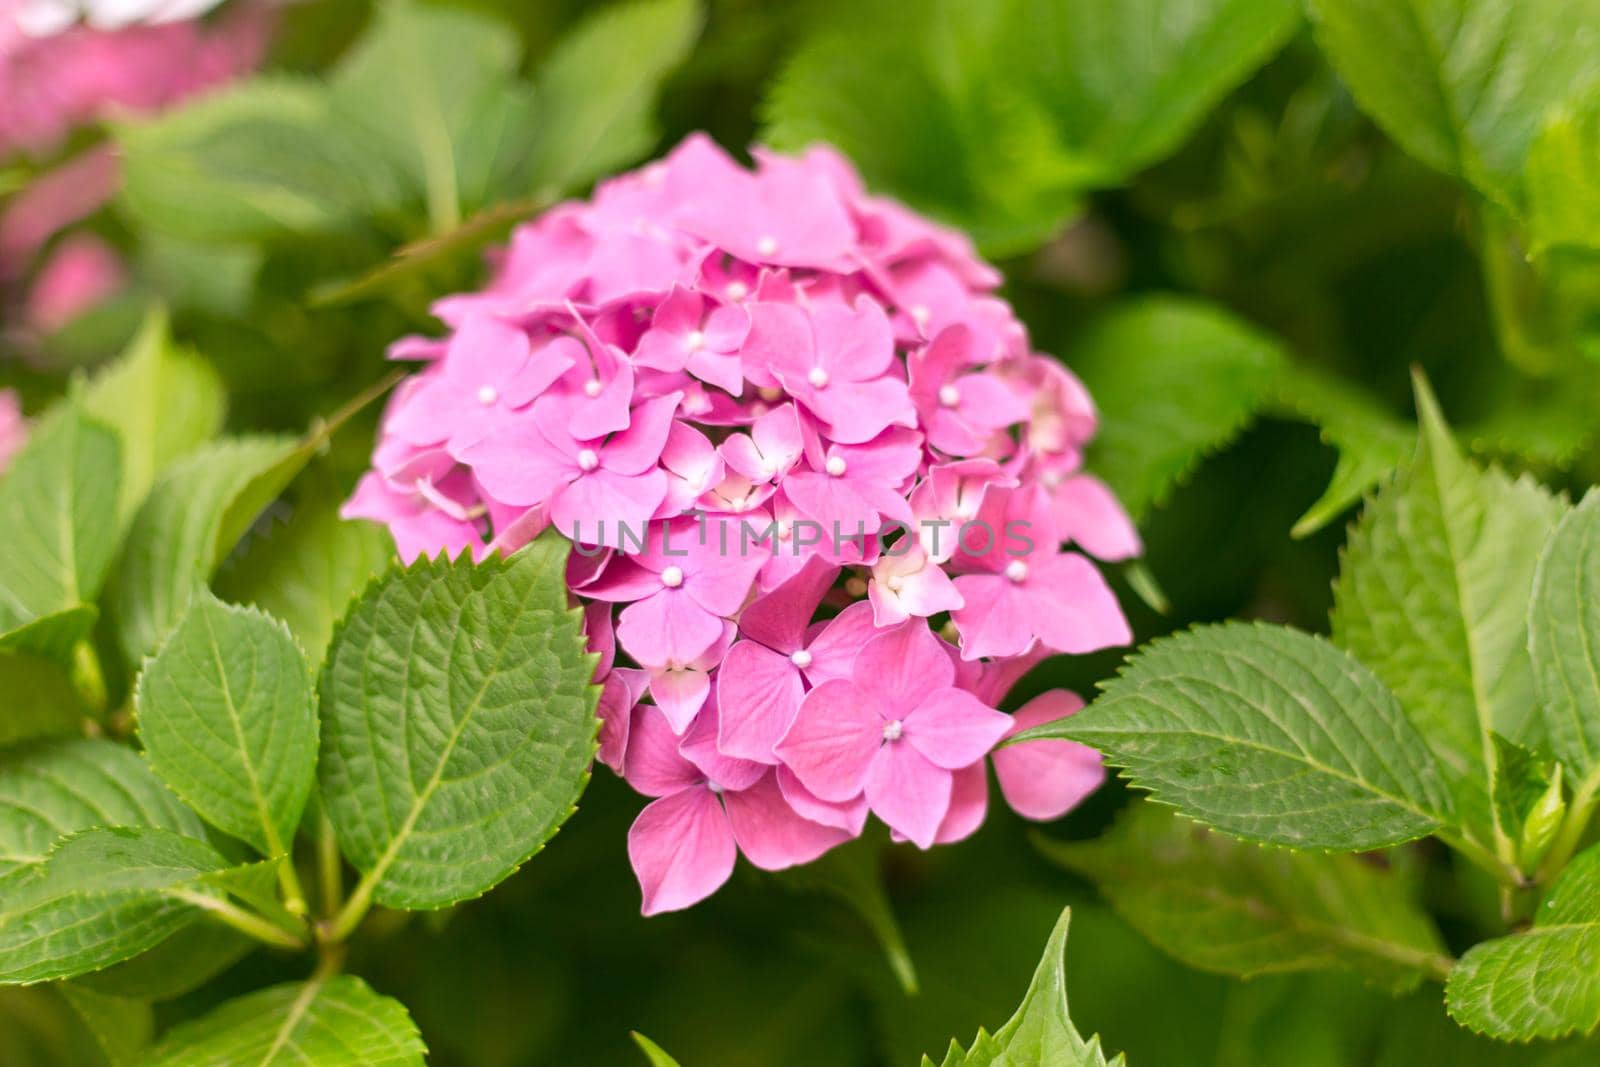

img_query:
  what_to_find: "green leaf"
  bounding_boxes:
[116,76,394,242]
[1039,803,1449,990]
[135,592,316,858]
[523,0,704,200]
[778,834,919,994]
[1070,297,1287,517]
[215,483,394,665]
[0,650,88,748]
[0,738,202,879]
[632,1033,684,1067]
[73,921,251,1001]
[58,984,153,1067]
[1529,491,1600,782]
[1307,0,1600,210]
[1489,735,1558,854]
[105,435,311,664]
[328,0,533,230]
[764,0,1299,254]
[1526,102,1600,254]
[1037,621,1456,850]
[0,827,225,984]
[1447,841,1600,1040]
[0,406,121,632]
[924,909,1124,1067]
[0,604,98,665]
[146,974,426,1066]
[319,535,598,910]
[1267,362,1413,538]
[82,309,225,521]
[1332,375,1566,844]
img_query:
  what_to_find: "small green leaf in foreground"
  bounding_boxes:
[924,908,1124,1067]
[146,974,425,1066]
[136,591,317,858]
[1447,841,1600,1041]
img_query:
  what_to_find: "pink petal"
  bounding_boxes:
[801,600,881,683]
[932,762,989,845]
[650,666,713,734]
[776,766,870,835]
[904,688,1011,770]
[801,375,917,446]
[678,698,767,792]
[716,640,804,764]
[597,668,649,773]
[852,621,956,720]
[551,468,668,550]
[865,743,951,850]
[617,589,726,671]
[950,575,1036,661]
[1029,552,1133,654]
[737,554,838,653]
[628,787,737,916]
[1053,474,1142,561]
[724,771,854,870]
[993,691,1106,821]
[602,393,681,475]
[773,679,882,802]
[621,704,702,796]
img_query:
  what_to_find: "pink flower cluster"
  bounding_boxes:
[0,2,266,331]
[347,135,1139,915]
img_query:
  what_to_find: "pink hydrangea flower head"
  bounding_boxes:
[348,134,1140,914]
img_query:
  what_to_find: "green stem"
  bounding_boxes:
[322,866,378,945]
[1539,768,1600,885]
[277,857,309,919]
[175,890,306,950]
[317,810,343,920]
[1437,828,1528,890]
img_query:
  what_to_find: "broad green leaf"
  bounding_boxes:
[924,909,1124,1067]
[1527,104,1600,254]
[633,1033,683,1067]
[1039,803,1448,990]
[0,827,224,984]
[1267,362,1413,538]
[136,592,316,858]
[1447,841,1600,1040]
[1037,621,1456,850]
[1308,0,1600,210]
[146,974,426,1066]
[524,0,704,200]
[73,920,250,1001]
[0,650,88,748]
[116,76,393,242]
[764,0,1299,254]
[58,984,153,1067]
[82,309,225,521]
[0,738,202,879]
[0,604,98,664]
[1070,297,1287,517]
[1332,376,1566,844]
[0,406,121,632]
[216,483,394,664]
[105,435,309,664]
[1529,491,1600,781]
[329,0,534,230]
[319,535,598,909]
[1489,735,1560,860]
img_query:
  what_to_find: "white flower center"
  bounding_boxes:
[583,378,604,398]
[576,448,600,472]
[477,385,498,406]
[685,329,705,351]
[776,519,793,541]
[789,649,813,668]
[661,565,685,588]
[807,367,830,389]
[882,720,904,742]
[824,455,847,477]
[910,305,931,326]
[726,281,749,301]
[1005,560,1029,583]
[938,384,961,408]
[706,780,723,794]
[886,575,904,592]
[756,236,779,257]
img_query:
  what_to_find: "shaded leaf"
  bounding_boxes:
[1529,491,1600,782]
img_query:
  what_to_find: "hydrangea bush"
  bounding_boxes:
[3,0,1600,1064]
[347,135,1137,912]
